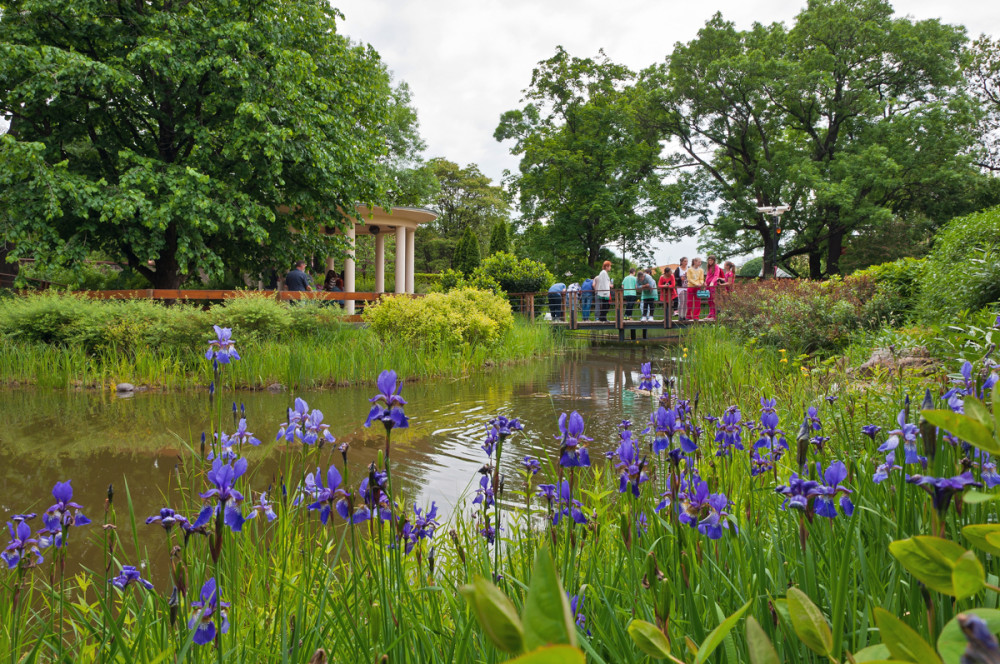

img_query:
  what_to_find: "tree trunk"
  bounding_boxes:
[150,222,182,289]
[0,243,18,288]
[760,224,777,279]
[808,250,823,279]
[826,222,844,276]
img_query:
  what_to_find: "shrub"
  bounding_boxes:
[853,257,926,320]
[363,288,513,349]
[472,252,554,294]
[438,269,464,292]
[211,292,291,338]
[738,257,763,277]
[915,206,1000,320]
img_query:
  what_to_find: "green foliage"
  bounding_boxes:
[496,47,686,271]
[363,288,514,349]
[489,221,511,255]
[425,158,510,240]
[212,293,292,338]
[915,206,1000,321]
[854,258,926,318]
[0,0,400,288]
[473,252,555,294]
[738,257,763,277]
[453,226,483,274]
[438,269,465,292]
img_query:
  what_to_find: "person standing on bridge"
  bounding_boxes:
[639,269,658,321]
[686,257,706,321]
[621,268,638,321]
[674,258,688,320]
[659,267,676,317]
[285,261,313,292]
[593,260,613,322]
[580,277,594,321]
[547,281,567,321]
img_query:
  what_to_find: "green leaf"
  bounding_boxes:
[952,551,986,601]
[460,577,525,654]
[921,409,1000,455]
[873,608,941,663]
[786,588,833,657]
[963,524,1000,556]
[695,601,751,664]
[522,547,577,651]
[745,616,780,664]
[628,620,672,660]
[889,536,969,596]
[854,643,892,661]
[965,397,995,432]
[960,491,998,505]
[937,609,1000,664]
[506,645,586,664]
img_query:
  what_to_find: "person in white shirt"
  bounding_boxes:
[593,260,613,322]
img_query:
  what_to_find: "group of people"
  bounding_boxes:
[284,261,346,307]
[547,256,736,323]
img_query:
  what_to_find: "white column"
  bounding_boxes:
[344,224,356,315]
[405,227,415,294]
[374,232,385,294]
[325,256,335,272]
[395,226,406,294]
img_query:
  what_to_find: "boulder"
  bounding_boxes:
[115,382,136,393]
[855,346,936,377]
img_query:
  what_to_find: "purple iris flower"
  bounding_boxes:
[401,502,439,554]
[111,565,154,590]
[301,409,335,446]
[806,406,822,431]
[473,475,496,508]
[245,492,277,523]
[614,431,649,497]
[480,523,498,544]
[861,424,882,441]
[569,593,591,635]
[205,326,240,365]
[551,480,588,525]
[872,451,902,484]
[714,406,743,457]
[755,407,788,454]
[775,474,824,511]
[307,466,351,524]
[365,370,409,431]
[907,472,982,515]
[825,395,838,404]
[814,461,854,518]
[810,436,830,453]
[2,521,44,568]
[983,456,1000,488]
[647,406,685,454]
[199,458,248,532]
[521,456,541,475]
[360,470,392,522]
[556,412,591,468]
[189,578,229,645]
[674,478,732,539]
[879,409,925,467]
[276,398,310,442]
[489,415,523,439]
[145,508,190,532]
[230,418,260,447]
[39,480,91,549]
[750,449,776,477]
[638,363,660,391]
[482,427,498,458]
[958,613,1000,664]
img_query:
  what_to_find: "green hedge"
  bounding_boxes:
[472,252,554,294]
[362,288,514,348]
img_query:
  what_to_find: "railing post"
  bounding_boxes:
[529,293,535,323]
[665,293,672,329]
[615,288,623,329]
[569,291,577,330]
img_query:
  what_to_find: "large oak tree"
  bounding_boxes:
[0,0,400,287]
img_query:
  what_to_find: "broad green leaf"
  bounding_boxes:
[993,381,999,434]
[873,608,941,663]
[921,409,1000,455]
[889,536,969,596]
[506,645,586,664]
[746,616,780,664]
[522,547,577,651]
[937,609,1000,664]
[786,588,833,657]
[694,601,751,664]
[460,577,525,654]
[960,491,999,505]
[854,644,892,661]
[628,620,672,660]
[952,551,986,601]
[965,397,995,432]
[963,524,1000,556]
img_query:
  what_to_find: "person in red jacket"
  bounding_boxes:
[658,267,676,317]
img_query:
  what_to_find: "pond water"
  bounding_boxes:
[0,347,670,581]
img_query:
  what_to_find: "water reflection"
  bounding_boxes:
[0,347,668,580]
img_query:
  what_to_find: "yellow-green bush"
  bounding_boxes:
[363,288,514,349]
[210,292,292,337]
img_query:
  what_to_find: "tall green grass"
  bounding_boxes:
[0,319,564,390]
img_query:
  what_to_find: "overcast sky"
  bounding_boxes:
[336,0,1000,264]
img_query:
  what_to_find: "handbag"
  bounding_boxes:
[696,289,711,299]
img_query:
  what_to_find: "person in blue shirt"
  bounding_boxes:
[580,278,594,321]
[284,261,313,292]
[547,282,567,321]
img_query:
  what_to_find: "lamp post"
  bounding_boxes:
[756,205,789,278]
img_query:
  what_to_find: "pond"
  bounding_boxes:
[0,347,669,582]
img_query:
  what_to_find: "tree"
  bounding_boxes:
[646,0,982,277]
[488,221,510,255]
[966,35,1000,173]
[452,226,482,274]
[496,48,688,272]
[426,159,509,240]
[0,0,399,288]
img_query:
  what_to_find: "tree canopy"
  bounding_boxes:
[495,47,690,274]
[0,0,407,288]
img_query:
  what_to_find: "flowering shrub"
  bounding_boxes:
[363,287,514,348]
